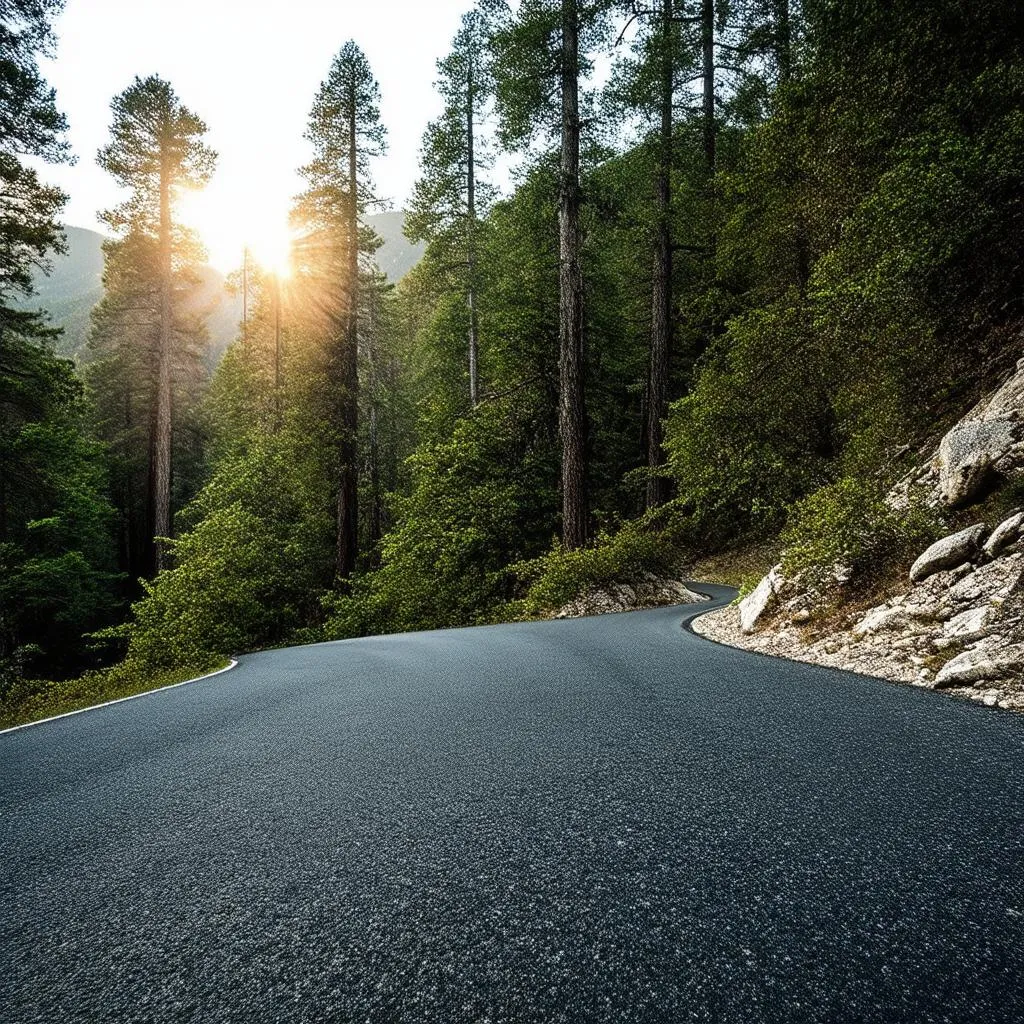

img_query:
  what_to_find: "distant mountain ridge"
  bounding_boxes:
[21,213,425,364]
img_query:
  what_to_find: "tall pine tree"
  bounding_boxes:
[1,0,117,682]
[294,41,387,581]
[491,0,616,549]
[96,75,215,573]
[407,10,495,408]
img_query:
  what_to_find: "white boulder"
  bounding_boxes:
[983,510,1024,558]
[852,604,907,639]
[934,644,1024,689]
[909,524,986,583]
[738,565,784,634]
[941,605,994,644]
[936,421,1017,507]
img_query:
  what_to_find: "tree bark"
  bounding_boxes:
[559,0,588,550]
[368,402,381,550]
[273,272,282,428]
[701,0,715,175]
[775,0,791,85]
[466,59,480,409]
[646,0,674,511]
[152,144,173,575]
[336,77,360,581]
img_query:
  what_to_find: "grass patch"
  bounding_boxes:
[0,657,230,732]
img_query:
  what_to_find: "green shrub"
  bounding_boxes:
[781,477,940,588]
[111,434,334,672]
[513,514,680,616]
[323,402,558,639]
[663,299,835,544]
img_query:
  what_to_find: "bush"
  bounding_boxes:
[663,299,836,544]
[513,511,683,616]
[0,658,227,731]
[781,477,940,589]
[323,402,558,639]
[113,435,334,672]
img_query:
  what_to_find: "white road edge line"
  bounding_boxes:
[0,659,239,737]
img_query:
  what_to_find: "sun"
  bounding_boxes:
[177,185,293,277]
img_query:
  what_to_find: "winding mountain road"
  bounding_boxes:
[2,585,1023,1022]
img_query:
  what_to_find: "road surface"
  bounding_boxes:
[2,585,1023,1022]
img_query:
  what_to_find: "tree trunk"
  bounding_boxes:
[369,402,381,550]
[559,0,588,550]
[466,60,480,409]
[152,148,173,574]
[336,81,360,581]
[701,0,715,175]
[646,0,674,511]
[273,272,283,428]
[776,0,791,85]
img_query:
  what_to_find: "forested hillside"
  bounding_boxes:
[17,214,422,363]
[3,0,1023,723]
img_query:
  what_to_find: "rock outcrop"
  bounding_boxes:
[693,357,1024,713]
[931,358,1024,508]
[909,524,986,582]
[554,574,708,619]
[738,565,784,634]
[984,510,1024,558]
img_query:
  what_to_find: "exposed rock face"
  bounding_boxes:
[738,565,784,634]
[934,644,1024,688]
[931,359,1024,508]
[694,358,1024,712]
[696,532,1024,710]
[909,524,986,582]
[936,421,1017,507]
[941,605,995,644]
[554,574,708,619]
[984,510,1024,558]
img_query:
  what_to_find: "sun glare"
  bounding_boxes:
[177,186,293,278]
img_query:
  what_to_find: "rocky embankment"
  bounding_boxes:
[554,574,708,618]
[695,357,1024,712]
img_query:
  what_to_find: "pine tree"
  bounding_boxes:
[96,75,215,573]
[294,41,387,581]
[1,0,118,682]
[83,228,211,584]
[609,0,702,508]
[1,0,69,299]
[407,10,495,408]
[491,0,616,549]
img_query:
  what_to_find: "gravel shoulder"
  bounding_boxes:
[691,595,1024,714]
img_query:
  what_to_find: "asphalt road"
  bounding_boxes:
[2,585,1023,1023]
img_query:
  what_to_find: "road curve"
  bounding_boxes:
[2,585,1023,1023]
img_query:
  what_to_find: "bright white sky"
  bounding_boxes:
[36,0,473,272]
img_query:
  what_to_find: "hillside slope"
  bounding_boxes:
[696,355,1024,711]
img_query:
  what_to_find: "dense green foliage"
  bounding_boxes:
[780,478,940,591]
[4,0,1024,725]
[1,0,117,693]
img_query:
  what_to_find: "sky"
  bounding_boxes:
[34,0,474,271]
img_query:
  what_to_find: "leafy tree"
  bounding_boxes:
[324,397,558,638]
[96,75,215,572]
[0,316,117,682]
